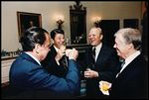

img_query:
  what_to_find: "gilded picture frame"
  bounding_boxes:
[17,11,42,41]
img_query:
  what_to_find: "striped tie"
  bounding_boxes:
[92,48,96,60]
[116,61,125,78]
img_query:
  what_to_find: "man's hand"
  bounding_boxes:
[66,48,78,61]
[55,45,66,61]
[84,68,99,78]
[60,45,66,53]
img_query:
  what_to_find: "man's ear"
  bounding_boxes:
[34,44,40,54]
[128,43,134,50]
[51,39,54,45]
[100,34,103,40]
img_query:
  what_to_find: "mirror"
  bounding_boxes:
[70,1,87,44]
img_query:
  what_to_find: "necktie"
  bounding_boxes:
[121,60,125,68]
[92,48,96,58]
[91,48,96,65]
[116,60,125,78]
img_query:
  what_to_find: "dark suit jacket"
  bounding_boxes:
[110,54,148,99]
[85,44,120,97]
[41,45,68,77]
[9,52,80,98]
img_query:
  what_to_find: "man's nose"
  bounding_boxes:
[113,44,116,48]
[61,39,65,43]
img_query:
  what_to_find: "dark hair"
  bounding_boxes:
[20,27,49,51]
[50,29,64,39]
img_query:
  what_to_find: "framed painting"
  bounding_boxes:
[17,12,42,41]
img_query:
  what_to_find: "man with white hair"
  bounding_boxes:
[110,28,148,99]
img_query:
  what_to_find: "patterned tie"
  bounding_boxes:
[91,48,96,69]
[116,60,125,78]
[120,60,125,68]
[92,48,96,61]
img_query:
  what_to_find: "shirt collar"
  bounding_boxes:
[95,43,102,52]
[119,51,141,73]
[25,52,41,66]
[54,45,59,52]
[125,51,141,65]
[93,43,102,61]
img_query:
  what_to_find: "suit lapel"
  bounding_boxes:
[95,45,107,68]
[50,45,57,57]
[116,55,141,79]
[51,45,69,68]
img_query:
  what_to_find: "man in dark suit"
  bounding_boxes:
[41,29,68,77]
[84,27,120,98]
[9,27,80,98]
[110,28,148,99]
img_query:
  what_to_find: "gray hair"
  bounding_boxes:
[115,28,142,50]
[91,27,103,35]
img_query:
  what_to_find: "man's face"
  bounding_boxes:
[54,33,65,49]
[113,33,129,59]
[88,28,103,47]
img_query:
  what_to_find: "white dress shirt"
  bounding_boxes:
[94,43,102,62]
[54,45,59,52]
[53,45,61,65]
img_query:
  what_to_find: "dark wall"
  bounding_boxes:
[124,19,139,29]
[98,20,120,48]
[141,2,148,59]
